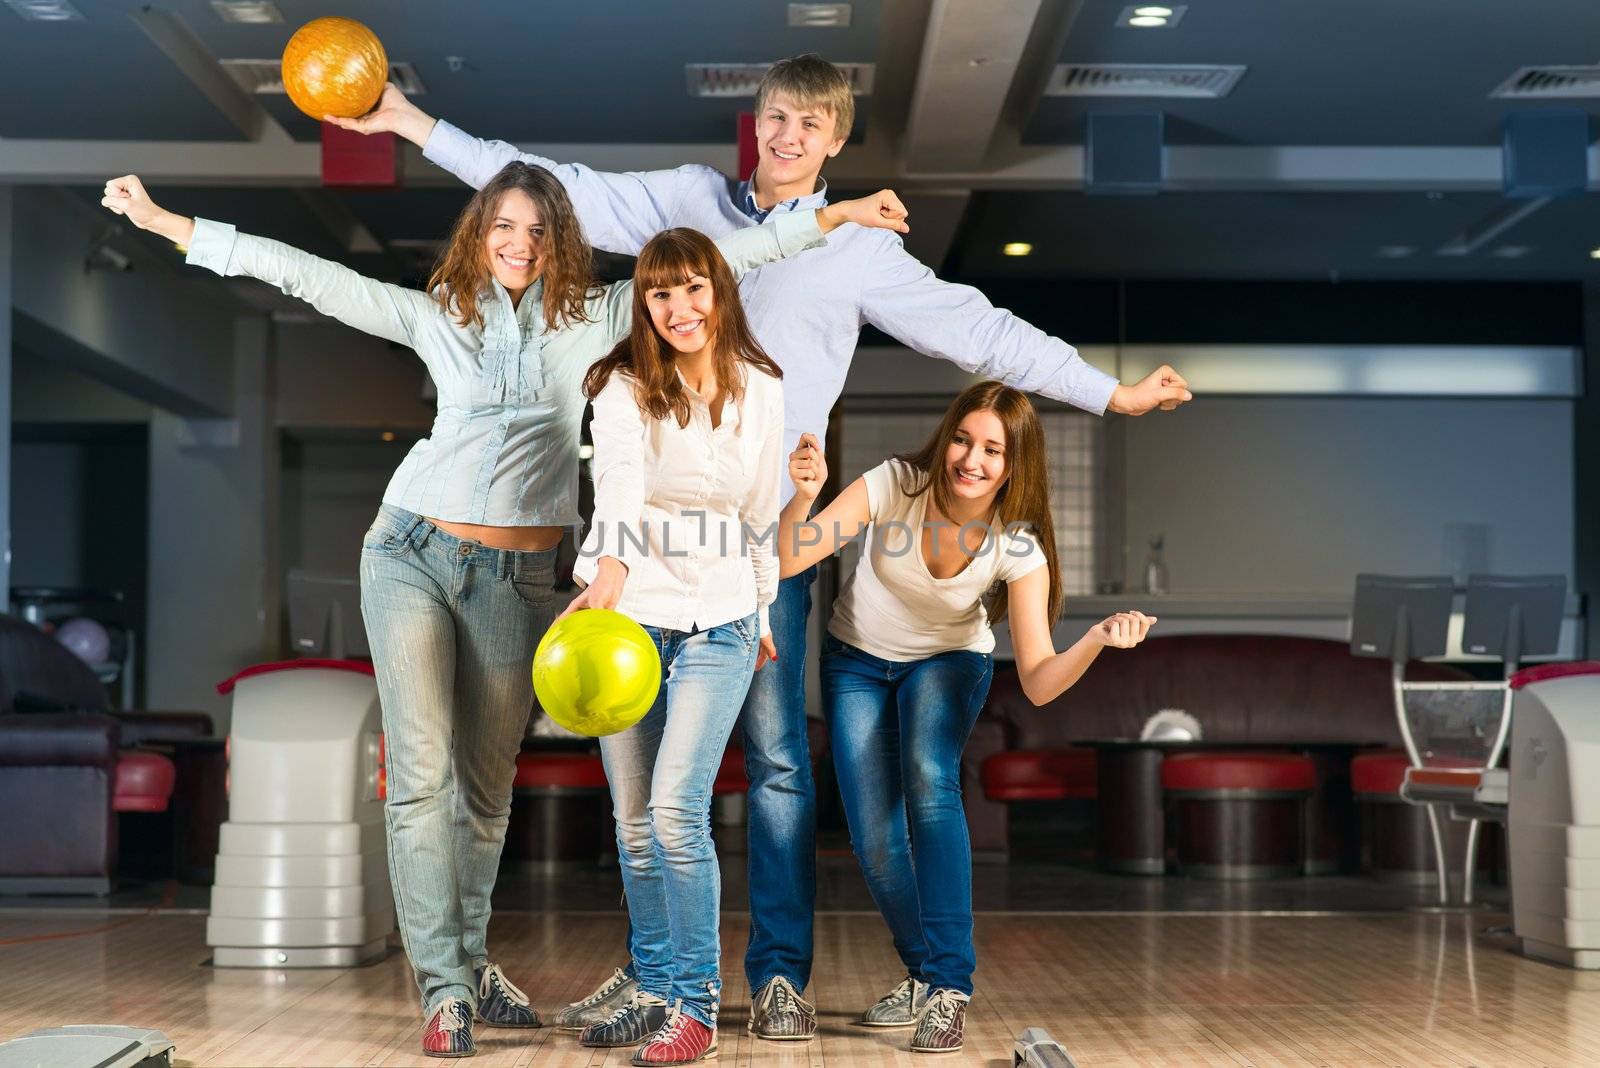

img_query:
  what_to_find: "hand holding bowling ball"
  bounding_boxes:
[281,17,389,121]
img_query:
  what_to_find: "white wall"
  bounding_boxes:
[1120,398,1574,594]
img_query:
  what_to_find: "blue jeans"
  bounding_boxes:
[739,567,817,992]
[359,505,558,1013]
[821,635,994,996]
[600,613,761,1028]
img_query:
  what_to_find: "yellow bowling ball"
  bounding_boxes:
[533,609,661,737]
[280,16,388,120]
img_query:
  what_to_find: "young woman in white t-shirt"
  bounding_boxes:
[777,380,1155,1054]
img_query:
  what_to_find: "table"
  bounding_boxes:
[1082,739,1388,876]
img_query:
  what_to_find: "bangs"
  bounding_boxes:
[634,231,716,292]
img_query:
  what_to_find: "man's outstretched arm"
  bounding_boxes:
[328,84,686,255]
[860,238,1191,416]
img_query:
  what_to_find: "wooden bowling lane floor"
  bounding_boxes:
[2,909,1598,1066]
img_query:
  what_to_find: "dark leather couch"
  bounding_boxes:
[963,634,1470,856]
[0,615,210,893]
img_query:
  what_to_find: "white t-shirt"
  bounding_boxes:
[828,460,1048,661]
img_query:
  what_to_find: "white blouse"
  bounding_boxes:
[576,364,786,636]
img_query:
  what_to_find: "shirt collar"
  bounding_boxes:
[734,172,830,222]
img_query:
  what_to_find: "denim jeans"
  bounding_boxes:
[359,505,558,1013]
[600,613,761,1028]
[820,634,994,996]
[738,566,817,992]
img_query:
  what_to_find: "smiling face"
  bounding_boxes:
[753,92,846,197]
[945,409,1010,504]
[482,189,543,296]
[646,273,717,356]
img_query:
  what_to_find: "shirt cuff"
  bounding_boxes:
[1079,367,1120,417]
[184,218,238,276]
[422,118,475,170]
[775,208,826,253]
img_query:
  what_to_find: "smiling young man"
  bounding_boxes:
[336,52,1191,1043]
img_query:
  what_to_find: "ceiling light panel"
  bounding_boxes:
[1118,4,1186,28]
[788,3,851,27]
[5,0,84,21]
[210,1,283,24]
[1046,64,1245,99]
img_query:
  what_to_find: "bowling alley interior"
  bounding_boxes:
[3,1,1600,1066]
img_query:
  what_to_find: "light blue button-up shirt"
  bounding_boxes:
[424,121,1120,505]
[184,211,826,527]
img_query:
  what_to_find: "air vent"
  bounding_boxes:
[1491,66,1600,99]
[1045,63,1245,98]
[221,59,426,96]
[686,62,874,98]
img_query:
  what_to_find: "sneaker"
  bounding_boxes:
[474,962,542,1028]
[558,966,639,1032]
[580,990,670,1048]
[632,1001,717,1066]
[421,996,475,1058]
[747,976,816,1041]
[860,975,930,1028]
[909,989,969,1054]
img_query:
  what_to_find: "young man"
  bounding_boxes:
[335,54,1191,1042]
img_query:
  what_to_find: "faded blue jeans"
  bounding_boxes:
[359,505,558,1013]
[600,613,761,1028]
[821,634,994,996]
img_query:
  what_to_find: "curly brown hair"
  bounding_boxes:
[427,161,597,332]
[583,228,783,426]
[892,381,1063,625]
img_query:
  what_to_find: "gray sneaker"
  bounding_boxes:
[747,976,817,1041]
[558,967,638,1031]
[909,989,969,1053]
[860,976,930,1028]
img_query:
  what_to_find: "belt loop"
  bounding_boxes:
[407,514,433,550]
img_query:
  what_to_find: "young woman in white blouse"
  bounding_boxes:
[778,381,1155,1054]
[100,170,903,1060]
[562,214,909,1065]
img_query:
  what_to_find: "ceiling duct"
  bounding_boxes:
[685,62,874,98]
[220,59,426,96]
[1491,66,1600,99]
[1045,63,1245,99]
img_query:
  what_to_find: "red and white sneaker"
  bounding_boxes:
[631,1001,717,1066]
[422,996,475,1058]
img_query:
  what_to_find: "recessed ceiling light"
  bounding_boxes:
[1002,242,1034,257]
[4,0,84,21]
[1118,4,1185,27]
[210,1,283,24]
[788,2,851,27]
[380,431,396,442]
[1589,247,1600,259]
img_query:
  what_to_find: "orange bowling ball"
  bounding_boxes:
[280,17,388,120]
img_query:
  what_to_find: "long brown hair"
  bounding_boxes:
[893,381,1063,625]
[427,161,596,332]
[583,227,783,425]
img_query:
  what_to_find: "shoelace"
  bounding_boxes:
[435,997,470,1032]
[597,990,662,1027]
[874,977,915,1009]
[652,1002,687,1044]
[758,977,802,1016]
[922,990,964,1031]
[575,968,629,1008]
[480,963,531,1007]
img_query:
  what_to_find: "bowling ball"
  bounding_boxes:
[280,17,388,120]
[56,617,111,665]
[533,609,661,737]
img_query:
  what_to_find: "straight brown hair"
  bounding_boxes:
[583,228,783,425]
[428,161,596,332]
[756,53,856,142]
[893,381,1063,625]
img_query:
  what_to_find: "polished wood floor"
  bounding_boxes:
[2,907,1598,1066]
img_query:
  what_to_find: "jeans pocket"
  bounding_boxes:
[507,550,557,610]
[361,512,416,558]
